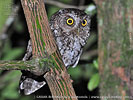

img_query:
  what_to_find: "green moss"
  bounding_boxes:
[59,80,66,96]
[101,70,121,96]
[36,17,46,49]
[36,17,42,33]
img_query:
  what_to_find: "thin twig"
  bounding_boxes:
[81,49,97,60]
[0,60,35,70]
[79,0,85,6]
[44,0,88,10]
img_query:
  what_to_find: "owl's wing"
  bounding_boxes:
[19,40,46,95]
[22,40,32,61]
[72,49,83,68]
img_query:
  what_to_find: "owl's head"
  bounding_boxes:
[50,8,91,45]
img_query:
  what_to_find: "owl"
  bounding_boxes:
[19,8,91,95]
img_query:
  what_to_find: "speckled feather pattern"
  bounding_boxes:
[19,8,91,95]
[50,8,91,67]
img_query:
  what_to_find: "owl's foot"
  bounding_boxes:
[19,78,46,95]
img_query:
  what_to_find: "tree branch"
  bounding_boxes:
[21,0,77,99]
[44,0,88,10]
[0,60,35,70]
[81,49,97,60]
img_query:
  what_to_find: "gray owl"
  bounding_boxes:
[19,8,91,95]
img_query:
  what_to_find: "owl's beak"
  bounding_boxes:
[77,28,80,35]
[72,27,80,35]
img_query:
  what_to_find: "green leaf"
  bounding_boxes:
[93,59,98,70]
[88,73,100,91]
[2,48,24,60]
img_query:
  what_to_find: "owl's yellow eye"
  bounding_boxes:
[67,18,74,25]
[82,19,87,26]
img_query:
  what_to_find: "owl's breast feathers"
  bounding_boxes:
[53,31,84,68]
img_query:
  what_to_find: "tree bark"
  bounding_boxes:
[21,0,77,99]
[95,0,133,100]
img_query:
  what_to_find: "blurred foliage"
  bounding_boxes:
[1,71,21,100]
[2,40,24,60]
[0,39,32,100]
[88,73,100,91]
[47,6,60,19]
[85,4,96,16]
[88,60,99,91]
[13,17,25,33]
[93,59,98,70]
[68,59,99,91]
[0,0,12,32]
[47,0,73,19]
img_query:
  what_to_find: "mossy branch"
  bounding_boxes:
[0,60,35,70]
[21,0,77,99]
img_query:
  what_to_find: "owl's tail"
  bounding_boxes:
[19,70,46,95]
